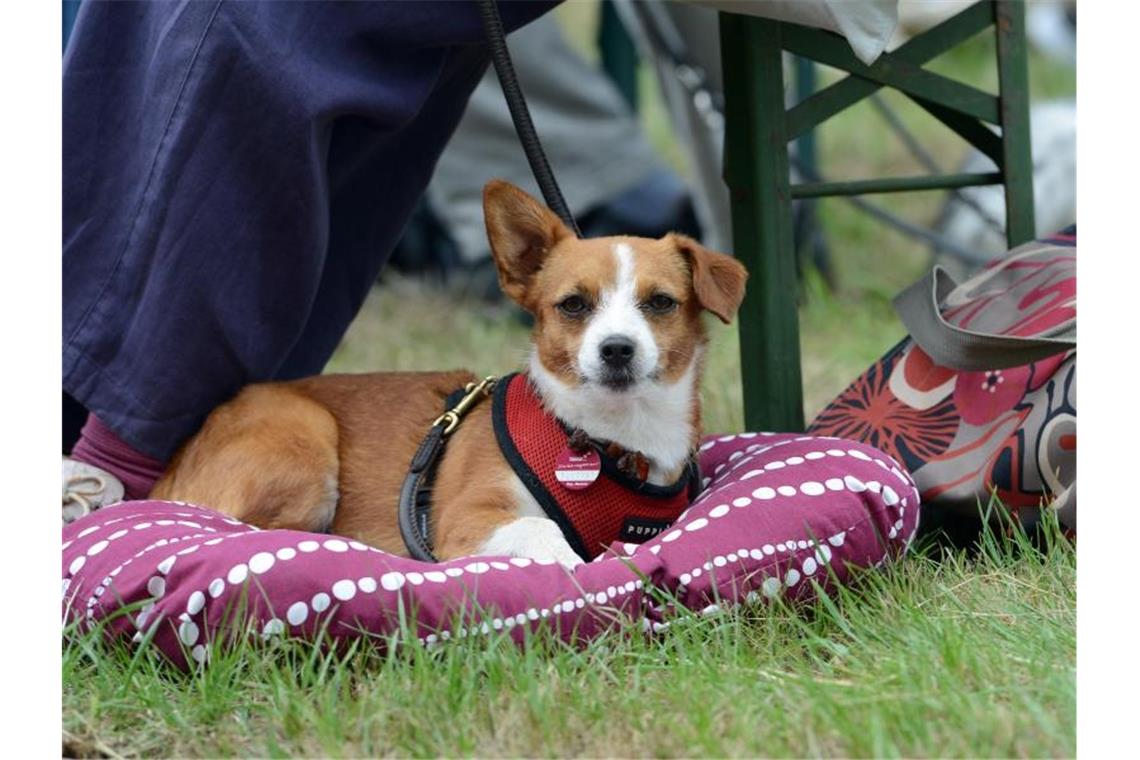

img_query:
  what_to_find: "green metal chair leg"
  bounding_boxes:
[718,1,1034,434]
[720,14,805,433]
[994,0,1036,247]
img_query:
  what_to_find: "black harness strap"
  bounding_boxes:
[489,374,592,561]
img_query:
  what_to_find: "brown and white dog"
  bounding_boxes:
[151,180,747,569]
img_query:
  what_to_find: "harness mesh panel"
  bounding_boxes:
[499,373,691,559]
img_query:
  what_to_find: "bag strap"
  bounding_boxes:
[893,265,1076,371]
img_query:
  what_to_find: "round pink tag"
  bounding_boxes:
[554,447,601,491]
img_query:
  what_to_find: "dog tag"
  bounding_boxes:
[555,447,601,491]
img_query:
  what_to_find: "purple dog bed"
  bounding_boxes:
[62,433,919,668]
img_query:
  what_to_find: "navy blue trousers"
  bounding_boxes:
[63,1,556,460]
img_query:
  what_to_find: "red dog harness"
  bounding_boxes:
[492,373,699,561]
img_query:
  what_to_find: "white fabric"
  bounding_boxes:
[686,0,899,65]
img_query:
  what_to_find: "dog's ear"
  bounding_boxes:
[670,234,748,324]
[483,179,573,308]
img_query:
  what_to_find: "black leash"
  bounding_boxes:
[398,377,497,562]
[399,3,582,561]
[476,0,581,238]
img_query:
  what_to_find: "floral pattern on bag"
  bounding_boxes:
[809,342,958,472]
[809,228,1076,534]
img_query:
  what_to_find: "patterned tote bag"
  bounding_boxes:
[808,228,1076,538]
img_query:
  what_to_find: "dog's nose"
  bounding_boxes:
[599,336,636,368]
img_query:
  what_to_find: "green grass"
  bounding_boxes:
[62,279,1077,757]
[63,519,1075,758]
[63,9,1076,758]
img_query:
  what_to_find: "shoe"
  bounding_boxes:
[63,458,125,524]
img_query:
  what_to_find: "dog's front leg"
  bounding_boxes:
[477,516,584,571]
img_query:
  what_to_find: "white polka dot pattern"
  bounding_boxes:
[332,579,356,601]
[62,433,918,668]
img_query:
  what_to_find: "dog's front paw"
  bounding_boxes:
[530,543,585,572]
[477,516,585,573]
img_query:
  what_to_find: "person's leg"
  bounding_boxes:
[274,41,497,379]
[64,1,555,484]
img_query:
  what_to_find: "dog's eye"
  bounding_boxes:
[645,293,678,314]
[557,295,590,317]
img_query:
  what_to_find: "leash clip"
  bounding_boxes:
[432,376,497,435]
